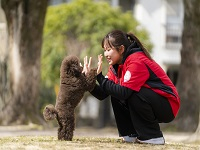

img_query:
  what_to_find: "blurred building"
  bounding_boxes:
[136,0,183,85]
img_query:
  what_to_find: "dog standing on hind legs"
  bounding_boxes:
[43,55,97,141]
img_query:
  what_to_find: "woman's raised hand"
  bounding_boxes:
[82,54,103,75]
[82,56,92,76]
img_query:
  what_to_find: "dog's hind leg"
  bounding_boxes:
[57,118,65,140]
[63,115,75,141]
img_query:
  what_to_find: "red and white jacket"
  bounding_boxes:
[105,51,180,117]
[92,44,180,117]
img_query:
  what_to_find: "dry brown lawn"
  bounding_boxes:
[0,136,199,150]
[0,126,199,150]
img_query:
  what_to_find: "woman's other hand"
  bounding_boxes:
[97,54,103,75]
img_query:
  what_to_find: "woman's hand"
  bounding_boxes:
[97,54,103,75]
[82,54,103,75]
[82,56,92,76]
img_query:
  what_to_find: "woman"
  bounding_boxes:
[82,30,180,145]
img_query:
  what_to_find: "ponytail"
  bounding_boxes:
[127,32,152,60]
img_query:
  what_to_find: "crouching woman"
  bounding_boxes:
[82,30,180,145]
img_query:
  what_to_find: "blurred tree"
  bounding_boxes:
[175,0,200,132]
[41,0,152,127]
[0,0,48,125]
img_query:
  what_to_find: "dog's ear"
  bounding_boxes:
[66,64,81,77]
[72,65,81,77]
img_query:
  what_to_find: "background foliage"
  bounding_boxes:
[40,0,152,111]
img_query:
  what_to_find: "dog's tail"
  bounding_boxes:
[43,104,58,121]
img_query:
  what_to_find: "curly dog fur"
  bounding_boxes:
[43,55,96,141]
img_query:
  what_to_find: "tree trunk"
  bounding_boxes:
[175,0,200,132]
[0,18,9,111]
[0,0,48,125]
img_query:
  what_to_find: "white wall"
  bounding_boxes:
[133,0,183,71]
[134,0,167,70]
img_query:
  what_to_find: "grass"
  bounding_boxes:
[0,136,199,150]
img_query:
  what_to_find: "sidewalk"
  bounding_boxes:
[0,125,192,143]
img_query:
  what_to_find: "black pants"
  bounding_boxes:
[111,87,174,140]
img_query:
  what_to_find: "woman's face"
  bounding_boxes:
[103,43,124,65]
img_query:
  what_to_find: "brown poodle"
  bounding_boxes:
[43,55,97,141]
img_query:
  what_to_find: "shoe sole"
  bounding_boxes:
[135,137,165,145]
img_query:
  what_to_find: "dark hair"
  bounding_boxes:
[101,30,152,60]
